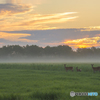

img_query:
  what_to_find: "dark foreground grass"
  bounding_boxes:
[0,63,100,100]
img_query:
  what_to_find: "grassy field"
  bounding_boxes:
[0,63,100,100]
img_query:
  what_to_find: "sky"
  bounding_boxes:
[0,0,100,50]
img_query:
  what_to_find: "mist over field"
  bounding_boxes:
[0,56,100,63]
[0,45,100,63]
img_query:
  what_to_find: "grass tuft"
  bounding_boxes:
[0,94,22,100]
[30,91,61,100]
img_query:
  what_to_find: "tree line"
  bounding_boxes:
[0,45,100,59]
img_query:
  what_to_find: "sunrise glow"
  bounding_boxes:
[63,37,100,48]
[0,0,100,49]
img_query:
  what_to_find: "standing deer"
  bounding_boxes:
[91,64,100,73]
[76,67,82,72]
[64,64,73,72]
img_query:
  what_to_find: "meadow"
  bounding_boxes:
[0,63,100,100]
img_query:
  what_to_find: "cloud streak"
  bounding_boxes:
[0,32,38,43]
[63,36,100,48]
[0,3,34,18]
[20,12,78,25]
[81,26,100,31]
[0,11,78,31]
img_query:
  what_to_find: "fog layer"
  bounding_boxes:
[0,45,99,63]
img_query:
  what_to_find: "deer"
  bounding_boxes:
[64,64,73,72]
[91,64,100,73]
[76,67,82,72]
[97,65,100,71]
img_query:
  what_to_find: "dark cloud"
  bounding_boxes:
[0,3,33,15]
[0,38,36,46]
[3,28,100,43]
[1,28,100,48]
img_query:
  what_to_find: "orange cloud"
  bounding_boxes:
[20,17,77,26]
[63,36,100,48]
[81,26,100,31]
[32,12,77,20]
[0,32,38,43]
[20,12,78,25]
[0,12,78,31]
[0,23,58,31]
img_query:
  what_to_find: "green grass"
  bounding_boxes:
[0,63,100,100]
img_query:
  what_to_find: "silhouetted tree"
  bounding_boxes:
[0,45,100,60]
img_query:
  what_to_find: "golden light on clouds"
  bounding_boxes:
[0,10,78,31]
[0,32,38,43]
[63,36,100,48]
[33,12,77,20]
[81,26,100,31]
[0,0,100,49]
[19,12,78,28]
[0,10,11,19]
